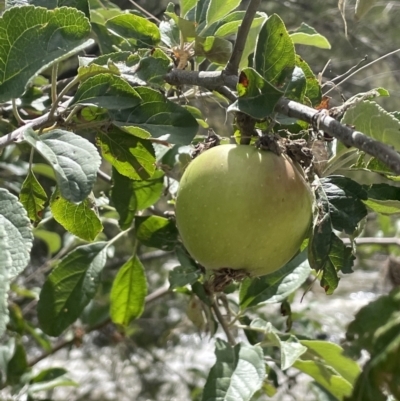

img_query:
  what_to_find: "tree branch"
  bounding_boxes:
[211,297,236,346]
[225,0,262,76]
[164,69,400,175]
[343,237,400,246]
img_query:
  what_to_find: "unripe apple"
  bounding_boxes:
[175,144,313,277]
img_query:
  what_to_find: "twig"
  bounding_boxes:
[274,97,400,175]
[324,48,400,95]
[165,70,237,89]
[28,285,170,367]
[211,296,236,346]
[225,0,262,76]
[97,169,112,184]
[128,0,161,23]
[343,237,400,246]
[164,69,400,175]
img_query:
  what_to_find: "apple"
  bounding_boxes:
[175,144,313,277]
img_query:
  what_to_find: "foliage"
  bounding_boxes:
[0,0,399,400]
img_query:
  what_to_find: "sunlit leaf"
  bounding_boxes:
[290,23,331,49]
[50,188,102,241]
[23,129,101,203]
[205,0,240,27]
[19,170,47,224]
[202,339,265,401]
[0,5,92,101]
[110,256,147,326]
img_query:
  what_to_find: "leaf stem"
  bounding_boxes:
[211,295,236,346]
[48,76,80,120]
[51,63,59,104]
[12,99,25,125]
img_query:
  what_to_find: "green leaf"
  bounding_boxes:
[70,73,142,109]
[125,49,171,89]
[37,242,107,336]
[249,319,307,370]
[284,66,306,102]
[195,35,232,64]
[50,188,102,241]
[111,168,164,229]
[110,87,198,145]
[342,101,400,152]
[300,341,360,385]
[135,215,179,251]
[23,129,101,203]
[363,183,400,214]
[6,339,28,385]
[205,0,240,27]
[201,339,265,401]
[58,0,90,19]
[105,13,160,48]
[0,188,33,278]
[239,249,311,308]
[180,0,197,17]
[0,6,92,102]
[228,67,283,119]
[19,170,48,224]
[169,246,202,289]
[110,256,147,326]
[254,14,295,85]
[345,288,400,401]
[97,126,156,181]
[29,368,78,394]
[33,228,62,254]
[0,224,11,337]
[293,358,353,400]
[320,176,368,235]
[308,183,356,294]
[290,23,331,49]
[295,54,321,106]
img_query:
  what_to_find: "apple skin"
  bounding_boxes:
[175,144,313,277]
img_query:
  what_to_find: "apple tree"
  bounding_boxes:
[0,0,399,399]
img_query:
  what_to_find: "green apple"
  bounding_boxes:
[175,144,313,277]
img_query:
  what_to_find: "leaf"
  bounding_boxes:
[345,288,400,401]
[249,319,307,370]
[239,249,311,308]
[58,0,90,19]
[300,341,360,385]
[135,215,179,251]
[205,0,240,27]
[254,14,295,85]
[293,359,353,400]
[110,87,198,145]
[284,66,306,102]
[0,188,33,278]
[363,183,400,214]
[180,0,197,17]
[97,126,156,181]
[34,228,62,255]
[308,182,356,294]
[355,0,379,20]
[0,224,11,337]
[320,176,368,235]
[170,246,202,289]
[0,6,92,102]
[295,54,322,106]
[19,170,48,224]
[105,13,160,48]
[111,168,164,229]
[23,129,101,203]
[342,101,400,152]
[290,23,331,49]
[6,339,28,385]
[37,242,107,336]
[201,339,265,401]
[50,188,102,241]
[228,67,283,119]
[195,35,232,64]
[110,256,147,327]
[29,368,78,394]
[70,73,142,109]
